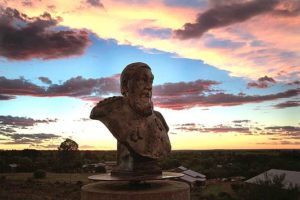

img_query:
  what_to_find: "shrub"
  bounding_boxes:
[95,165,106,173]
[33,169,47,179]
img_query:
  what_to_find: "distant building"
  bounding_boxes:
[174,166,206,187]
[9,163,18,172]
[245,169,300,189]
[82,163,105,172]
[104,161,117,172]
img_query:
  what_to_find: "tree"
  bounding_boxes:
[57,138,80,172]
[58,138,79,151]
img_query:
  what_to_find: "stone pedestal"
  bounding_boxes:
[81,180,190,200]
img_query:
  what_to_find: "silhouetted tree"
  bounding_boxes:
[58,138,79,151]
[56,138,81,172]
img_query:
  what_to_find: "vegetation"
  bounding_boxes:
[33,169,47,179]
[160,150,300,179]
[0,149,299,199]
[232,174,300,200]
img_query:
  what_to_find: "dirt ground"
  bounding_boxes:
[0,179,82,200]
[0,173,94,200]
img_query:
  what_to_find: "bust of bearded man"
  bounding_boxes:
[90,62,171,176]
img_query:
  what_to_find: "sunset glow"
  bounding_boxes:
[0,0,299,150]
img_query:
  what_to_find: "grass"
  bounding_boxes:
[203,182,234,195]
[1,172,94,184]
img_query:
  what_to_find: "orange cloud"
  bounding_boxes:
[1,0,299,81]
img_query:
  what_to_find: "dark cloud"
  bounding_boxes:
[175,0,300,39]
[174,123,203,132]
[38,76,52,85]
[287,80,300,86]
[204,126,251,134]
[46,75,120,97]
[1,75,299,110]
[154,88,300,110]
[0,76,45,97]
[174,0,279,39]
[247,75,276,89]
[0,75,120,99]
[0,94,15,100]
[86,0,104,7]
[0,115,57,127]
[273,100,300,109]
[265,126,300,133]
[257,76,276,83]
[260,126,300,140]
[0,7,90,60]
[153,80,220,97]
[174,123,251,134]
[0,132,61,145]
[9,133,60,140]
[173,121,300,143]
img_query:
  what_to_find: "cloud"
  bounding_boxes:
[0,76,45,97]
[232,120,251,123]
[0,7,90,60]
[0,75,120,99]
[0,132,61,145]
[139,27,172,39]
[163,0,207,8]
[1,75,299,110]
[46,75,120,97]
[22,0,33,7]
[204,34,245,49]
[264,126,300,135]
[86,0,104,8]
[153,79,220,97]
[0,115,61,146]
[287,80,300,86]
[173,121,300,143]
[273,100,300,109]
[174,0,280,39]
[0,94,15,100]
[247,75,276,89]
[257,141,300,145]
[173,123,251,134]
[154,88,300,109]
[0,115,57,127]
[38,77,52,85]
[204,126,251,134]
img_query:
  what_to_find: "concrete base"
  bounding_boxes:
[81,180,190,200]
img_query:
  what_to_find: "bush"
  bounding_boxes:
[33,169,47,179]
[95,165,106,173]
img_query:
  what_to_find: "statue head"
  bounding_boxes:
[120,62,154,117]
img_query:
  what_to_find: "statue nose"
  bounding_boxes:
[145,82,152,90]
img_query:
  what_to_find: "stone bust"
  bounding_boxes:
[90,62,171,176]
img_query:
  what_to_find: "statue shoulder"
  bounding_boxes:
[97,96,123,106]
[153,110,169,132]
[90,96,124,119]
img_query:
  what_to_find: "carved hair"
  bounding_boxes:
[120,62,151,96]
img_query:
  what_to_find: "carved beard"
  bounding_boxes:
[128,95,153,117]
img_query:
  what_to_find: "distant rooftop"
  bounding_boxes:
[245,169,300,189]
[183,169,206,178]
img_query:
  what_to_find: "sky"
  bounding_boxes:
[0,0,299,150]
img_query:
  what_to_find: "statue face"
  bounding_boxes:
[127,67,154,116]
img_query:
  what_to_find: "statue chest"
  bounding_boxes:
[109,113,170,159]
